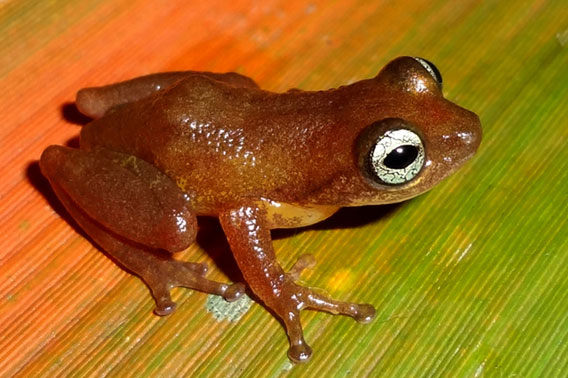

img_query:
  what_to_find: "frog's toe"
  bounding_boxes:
[221,282,246,302]
[180,261,208,276]
[352,303,376,323]
[154,299,177,316]
[302,288,376,323]
[288,254,316,280]
[148,282,178,316]
[288,342,313,363]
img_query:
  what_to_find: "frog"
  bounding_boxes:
[40,56,481,363]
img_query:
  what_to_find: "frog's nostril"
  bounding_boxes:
[40,145,64,177]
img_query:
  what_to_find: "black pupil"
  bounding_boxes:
[384,145,418,169]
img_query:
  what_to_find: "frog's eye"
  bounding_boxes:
[414,57,443,90]
[369,129,425,185]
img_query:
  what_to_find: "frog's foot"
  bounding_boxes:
[280,255,376,362]
[138,258,246,316]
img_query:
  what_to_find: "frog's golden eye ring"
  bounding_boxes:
[414,57,443,90]
[369,129,425,185]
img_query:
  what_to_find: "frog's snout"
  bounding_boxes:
[436,111,482,171]
[459,112,482,159]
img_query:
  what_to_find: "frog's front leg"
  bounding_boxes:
[40,146,244,315]
[219,206,376,363]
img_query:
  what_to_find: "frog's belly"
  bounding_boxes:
[256,198,339,229]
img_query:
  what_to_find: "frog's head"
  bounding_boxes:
[333,56,482,205]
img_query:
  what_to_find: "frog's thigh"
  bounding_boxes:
[40,145,195,252]
[40,145,244,314]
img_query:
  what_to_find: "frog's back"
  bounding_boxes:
[80,75,356,211]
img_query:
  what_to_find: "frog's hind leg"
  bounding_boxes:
[76,71,258,119]
[40,146,244,315]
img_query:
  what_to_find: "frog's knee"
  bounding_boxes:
[154,211,197,252]
[76,87,108,119]
[39,145,71,180]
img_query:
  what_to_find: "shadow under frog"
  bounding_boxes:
[38,57,481,363]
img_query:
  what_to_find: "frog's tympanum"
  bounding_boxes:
[40,57,481,362]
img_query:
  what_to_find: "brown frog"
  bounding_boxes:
[40,57,481,362]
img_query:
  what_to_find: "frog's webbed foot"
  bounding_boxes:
[146,259,245,316]
[40,146,245,315]
[280,254,376,362]
[286,254,375,322]
[219,206,375,363]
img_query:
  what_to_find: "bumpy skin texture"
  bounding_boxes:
[40,57,481,363]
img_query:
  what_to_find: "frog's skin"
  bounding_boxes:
[40,57,481,363]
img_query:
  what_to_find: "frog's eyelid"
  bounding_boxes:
[413,57,443,90]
